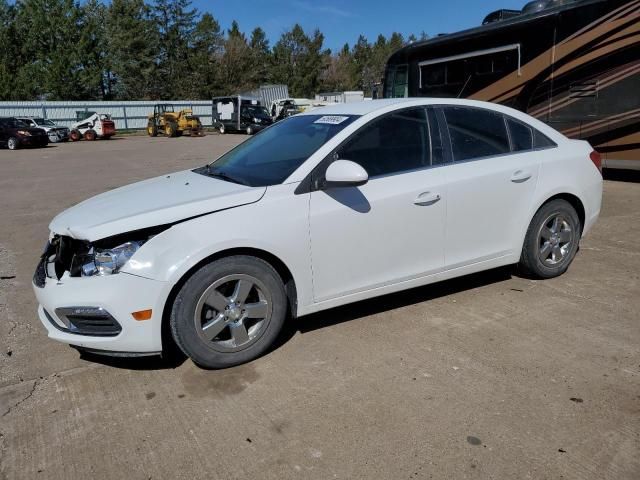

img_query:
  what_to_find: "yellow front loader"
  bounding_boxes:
[147,104,203,137]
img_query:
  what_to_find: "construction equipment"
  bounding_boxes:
[147,104,203,138]
[69,112,116,141]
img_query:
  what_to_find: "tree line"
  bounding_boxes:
[0,0,427,101]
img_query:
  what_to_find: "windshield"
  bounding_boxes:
[197,114,358,187]
[34,118,55,126]
[244,105,270,117]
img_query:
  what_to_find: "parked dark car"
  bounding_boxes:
[0,117,49,150]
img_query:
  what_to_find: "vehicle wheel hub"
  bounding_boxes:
[194,274,272,352]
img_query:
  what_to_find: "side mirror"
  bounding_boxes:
[323,160,368,189]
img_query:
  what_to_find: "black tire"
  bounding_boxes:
[69,129,81,141]
[147,123,158,137]
[218,124,225,134]
[7,137,19,150]
[165,122,177,138]
[519,199,581,279]
[84,129,97,141]
[170,256,287,369]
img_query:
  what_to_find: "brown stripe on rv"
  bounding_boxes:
[528,62,640,118]
[470,7,638,104]
[562,0,640,44]
[562,107,640,137]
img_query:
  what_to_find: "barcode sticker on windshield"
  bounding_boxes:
[314,116,349,125]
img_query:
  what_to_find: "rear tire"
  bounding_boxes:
[7,137,19,150]
[519,199,581,279]
[170,256,287,369]
[84,129,97,141]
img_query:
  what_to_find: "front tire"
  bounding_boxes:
[69,129,81,142]
[170,256,287,369]
[519,199,581,279]
[84,129,97,141]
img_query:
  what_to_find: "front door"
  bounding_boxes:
[309,107,447,302]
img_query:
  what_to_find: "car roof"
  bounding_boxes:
[299,97,543,116]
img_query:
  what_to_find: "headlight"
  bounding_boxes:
[78,241,144,276]
[17,130,31,136]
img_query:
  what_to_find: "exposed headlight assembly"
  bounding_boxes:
[17,130,32,136]
[75,241,145,276]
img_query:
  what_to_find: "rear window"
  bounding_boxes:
[506,118,533,151]
[443,107,510,161]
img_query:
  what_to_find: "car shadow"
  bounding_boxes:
[603,168,640,183]
[272,266,514,349]
[79,266,514,371]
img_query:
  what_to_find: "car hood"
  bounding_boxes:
[49,170,266,242]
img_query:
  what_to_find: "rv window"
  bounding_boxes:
[422,64,446,87]
[447,60,466,85]
[443,107,510,161]
[506,118,533,151]
[393,66,408,98]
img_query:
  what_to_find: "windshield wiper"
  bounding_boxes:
[205,166,249,186]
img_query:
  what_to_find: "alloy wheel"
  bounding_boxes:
[538,214,574,265]
[194,274,272,352]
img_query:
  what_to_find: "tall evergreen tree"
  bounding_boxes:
[0,0,17,100]
[152,0,198,98]
[189,12,223,98]
[106,0,159,99]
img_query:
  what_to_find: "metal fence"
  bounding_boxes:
[0,100,216,130]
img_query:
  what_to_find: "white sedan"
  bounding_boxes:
[33,99,603,368]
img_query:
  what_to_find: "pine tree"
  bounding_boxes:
[106,0,159,99]
[189,12,223,98]
[152,0,198,98]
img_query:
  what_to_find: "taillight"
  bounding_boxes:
[589,150,602,173]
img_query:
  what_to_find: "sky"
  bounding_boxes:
[194,0,527,51]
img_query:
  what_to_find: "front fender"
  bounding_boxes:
[121,184,314,312]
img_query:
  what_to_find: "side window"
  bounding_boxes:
[443,107,510,161]
[506,118,533,151]
[427,108,446,166]
[338,108,429,177]
[534,130,557,148]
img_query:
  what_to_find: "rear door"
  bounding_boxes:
[439,106,542,268]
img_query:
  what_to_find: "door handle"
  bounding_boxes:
[510,170,532,183]
[413,191,441,206]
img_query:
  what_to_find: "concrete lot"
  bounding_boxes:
[0,136,639,479]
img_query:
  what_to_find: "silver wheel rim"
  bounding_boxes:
[538,214,574,265]
[8,138,17,149]
[247,127,252,135]
[194,274,272,353]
